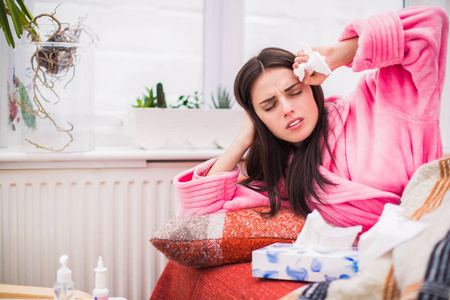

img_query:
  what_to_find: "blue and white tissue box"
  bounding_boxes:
[252,243,359,282]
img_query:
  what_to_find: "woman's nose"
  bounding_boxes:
[281,98,294,117]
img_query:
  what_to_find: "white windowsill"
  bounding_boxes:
[0,146,224,169]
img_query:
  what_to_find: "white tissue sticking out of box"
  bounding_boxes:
[293,210,362,252]
[357,204,428,271]
[293,42,332,82]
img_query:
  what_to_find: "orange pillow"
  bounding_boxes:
[150,207,305,268]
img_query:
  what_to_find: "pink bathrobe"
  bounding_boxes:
[174,6,448,233]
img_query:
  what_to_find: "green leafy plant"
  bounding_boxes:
[212,86,234,109]
[172,91,203,109]
[133,82,167,108]
[0,0,35,48]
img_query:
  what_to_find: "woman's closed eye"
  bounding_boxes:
[289,90,302,96]
[261,88,302,112]
[264,102,276,112]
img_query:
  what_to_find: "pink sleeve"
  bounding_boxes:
[339,6,448,121]
[173,158,240,216]
[174,158,276,217]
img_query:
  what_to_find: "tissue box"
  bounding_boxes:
[252,243,358,282]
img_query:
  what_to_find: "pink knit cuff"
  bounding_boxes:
[174,158,240,216]
[339,10,404,72]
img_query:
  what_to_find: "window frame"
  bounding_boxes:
[203,0,244,108]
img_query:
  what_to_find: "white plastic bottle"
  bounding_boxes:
[54,255,75,300]
[93,256,109,300]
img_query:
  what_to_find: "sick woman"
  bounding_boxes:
[173,6,448,233]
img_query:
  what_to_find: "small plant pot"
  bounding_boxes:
[130,108,245,149]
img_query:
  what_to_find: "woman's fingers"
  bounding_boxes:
[293,54,309,75]
[302,71,312,84]
[294,48,330,85]
[234,113,255,149]
[294,54,309,64]
[303,70,329,86]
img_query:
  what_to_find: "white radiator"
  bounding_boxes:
[0,161,199,300]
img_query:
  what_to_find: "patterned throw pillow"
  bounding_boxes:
[150,207,306,268]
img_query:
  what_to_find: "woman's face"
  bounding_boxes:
[251,67,319,147]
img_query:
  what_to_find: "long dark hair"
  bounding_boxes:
[234,47,334,217]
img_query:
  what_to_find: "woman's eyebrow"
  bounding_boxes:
[284,82,300,92]
[259,96,276,105]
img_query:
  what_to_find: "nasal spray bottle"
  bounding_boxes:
[93,256,109,300]
[54,255,75,300]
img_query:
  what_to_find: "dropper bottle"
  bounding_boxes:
[54,255,75,300]
[93,256,109,300]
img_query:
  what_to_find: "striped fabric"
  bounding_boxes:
[418,230,450,300]
[410,159,450,222]
[384,157,450,300]
[297,282,331,300]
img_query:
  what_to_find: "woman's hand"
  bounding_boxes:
[206,112,255,176]
[293,45,334,85]
[233,112,255,150]
[293,37,359,85]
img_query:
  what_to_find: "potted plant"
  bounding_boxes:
[130,84,244,149]
[211,86,234,109]
[2,1,96,152]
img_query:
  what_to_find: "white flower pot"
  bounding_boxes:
[130,108,245,149]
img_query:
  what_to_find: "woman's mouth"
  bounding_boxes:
[286,118,304,130]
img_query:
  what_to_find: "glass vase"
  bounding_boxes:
[7,42,94,152]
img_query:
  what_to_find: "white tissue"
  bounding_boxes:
[293,42,332,82]
[293,210,362,252]
[358,204,428,271]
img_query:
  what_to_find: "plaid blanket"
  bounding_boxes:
[281,156,450,300]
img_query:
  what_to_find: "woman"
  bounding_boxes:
[174,6,448,233]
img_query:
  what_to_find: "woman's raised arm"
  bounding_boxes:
[206,113,255,176]
[293,37,359,86]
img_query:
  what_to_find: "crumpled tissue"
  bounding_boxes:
[293,42,332,82]
[357,203,428,271]
[293,209,362,251]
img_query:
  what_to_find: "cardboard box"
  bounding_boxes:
[252,243,359,282]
